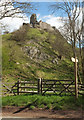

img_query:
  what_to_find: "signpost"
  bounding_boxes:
[71,57,78,99]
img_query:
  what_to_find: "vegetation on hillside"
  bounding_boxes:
[2,25,75,86]
[2,23,84,111]
[2,94,84,110]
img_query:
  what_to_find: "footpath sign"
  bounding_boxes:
[71,57,78,99]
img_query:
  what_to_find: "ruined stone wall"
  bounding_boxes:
[39,21,54,32]
[30,14,54,31]
[30,14,38,27]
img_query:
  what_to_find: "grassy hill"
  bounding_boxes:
[2,25,74,85]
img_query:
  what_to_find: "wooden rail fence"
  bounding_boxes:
[41,79,75,96]
[78,83,84,95]
[2,79,84,96]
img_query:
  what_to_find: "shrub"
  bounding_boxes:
[29,105,35,110]
[2,33,11,41]
[11,25,29,42]
[38,104,44,108]
[46,104,52,109]
[53,104,62,110]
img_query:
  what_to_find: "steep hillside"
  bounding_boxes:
[2,25,74,84]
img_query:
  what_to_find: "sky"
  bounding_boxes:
[27,2,66,28]
[0,0,82,33]
[30,2,68,28]
[31,2,67,18]
[0,1,66,33]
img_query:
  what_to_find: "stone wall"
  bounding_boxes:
[30,14,54,31]
[39,21,54,32]
[30,14,38,27]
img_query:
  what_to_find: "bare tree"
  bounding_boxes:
[81,1,84,81]
[0,0,37,33]
[50,0,83,98]
[51,1,82,55]
[59,13,83,82]
[0,0,36,20]
[51,0,83,75]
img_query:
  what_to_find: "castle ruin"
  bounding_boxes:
[30,14,55,32]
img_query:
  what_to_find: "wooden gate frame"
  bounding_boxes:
[41,79,75,95]
[3,79,84,96]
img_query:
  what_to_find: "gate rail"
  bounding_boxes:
[41,79,75,96]
[2,78,84,96]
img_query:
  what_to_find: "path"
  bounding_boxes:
[1,106,84,119]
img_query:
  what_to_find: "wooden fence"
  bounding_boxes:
[2,79,84,96]
[41,79,75,96]
[78,83,84,95]
[2,80,38,96]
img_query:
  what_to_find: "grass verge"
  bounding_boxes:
[2,94,84,110]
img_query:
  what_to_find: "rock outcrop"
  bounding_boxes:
[23,44,58,64]
[24,45,50,61]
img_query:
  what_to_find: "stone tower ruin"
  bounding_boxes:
[30,14,38,27]
[30,14,55,32]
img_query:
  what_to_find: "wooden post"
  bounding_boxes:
[38,78,42,94]
[38,79,40,94]
[17,80,19,95]
[75,57,78,99]
[41,79,42,94]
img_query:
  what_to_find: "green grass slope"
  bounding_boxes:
[2,25,74,85]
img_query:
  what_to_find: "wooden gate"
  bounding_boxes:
[2,82,17,96]
[16,80,38,95]
[78,83,84,95]
[41,79,75,96]
[2,79,84,96]
[2,80,38,96]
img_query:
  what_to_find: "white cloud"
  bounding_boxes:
[0,0,82,34]
[42,6,82,31]
[20,0,83,2]
[42,15,64,29]
[0,17,29,33]
[37,14,40,18]
[0,0,29,34]
[20,0,57,2]
[0,0,11,4]
[43,15,52,19]
[36,13,43,22]
[0,16,29,34]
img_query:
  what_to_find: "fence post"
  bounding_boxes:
[38,78,40,94]
[75,57,78,99]
[17,80,19,95]
[41,78,42,94]
[38,78,42,94]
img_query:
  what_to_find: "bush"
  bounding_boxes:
[11,25,29,42]
[46,104,52,109]
[2,33,11,41]
[53,104,62,110]
[38,104,44,108]
[29,105,35,110]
